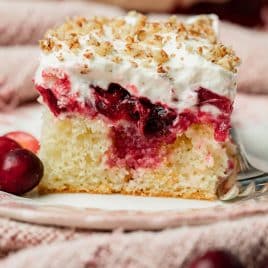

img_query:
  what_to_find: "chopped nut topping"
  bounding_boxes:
[75,17,87,28]
[39,12,240,73]
[136,30,147,41]
[80,64,90,74]
[153,49,169,64]
[56,53,64,61]
[142,61,152,68]
[114,19,126,28]
[87,37,100,47]
[197,46,203,55]
[39,38,55,53]
[130,61,138,68]
[205,43,241,72]
[95,41,113,57]
[125,43,145,59]
[157,65,167,73]
[67,33,80,50]
[83,50,94,60]
[150,23,161,33]
[112,56,122,64]
[126,36,135,43]
[177,23,187,34]
[186,45,194,53]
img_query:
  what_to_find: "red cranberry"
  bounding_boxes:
[144,105,177,136]
[94,84,177,137]
[123,99,141,121]
[5,131,40,154]
[107,83,131,99]
[0,149,44,195]
[188,250,244,268]
[0,136,21,163]
[94,83,135,121]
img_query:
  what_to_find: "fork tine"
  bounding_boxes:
[239,174,268,187]
[238,170,264,181]
[220,173,268,201]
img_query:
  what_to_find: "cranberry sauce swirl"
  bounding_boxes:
[36,71,233,169]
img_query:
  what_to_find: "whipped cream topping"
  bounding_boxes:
[35,12,239,114]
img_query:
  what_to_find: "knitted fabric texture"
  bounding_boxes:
[0,214,267,268]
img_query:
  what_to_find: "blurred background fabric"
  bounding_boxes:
[0,0,268,110]
[94,0,267,27]
[0,1,268,267]
[0,1,123,45]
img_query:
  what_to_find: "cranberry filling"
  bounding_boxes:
[36,71,91,117]
[36,86,63,116]
[144,105,177,137]
[89,83,178,168]
[93,83,141,122]
[92,83,178,138]
[197,87,233,114]
[36,73,233,169]
[108,125,173,169]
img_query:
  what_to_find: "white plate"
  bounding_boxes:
[0,190,267,230]
[29,192,221,212]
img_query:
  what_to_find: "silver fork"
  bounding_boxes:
[219,127,268,201]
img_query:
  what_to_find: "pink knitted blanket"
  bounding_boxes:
[0,1,123,46]
[0,214,268,268]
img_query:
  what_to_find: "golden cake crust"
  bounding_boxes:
[38,185,217,200]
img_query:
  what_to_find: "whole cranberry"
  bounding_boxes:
[0,136,21,163]
[0,149,44,195]
[5,131,40,154]
[188,250,244,268]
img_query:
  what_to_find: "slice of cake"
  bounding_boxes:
[35,12,240,200]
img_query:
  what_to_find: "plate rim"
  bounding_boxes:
[0,191,267,231]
